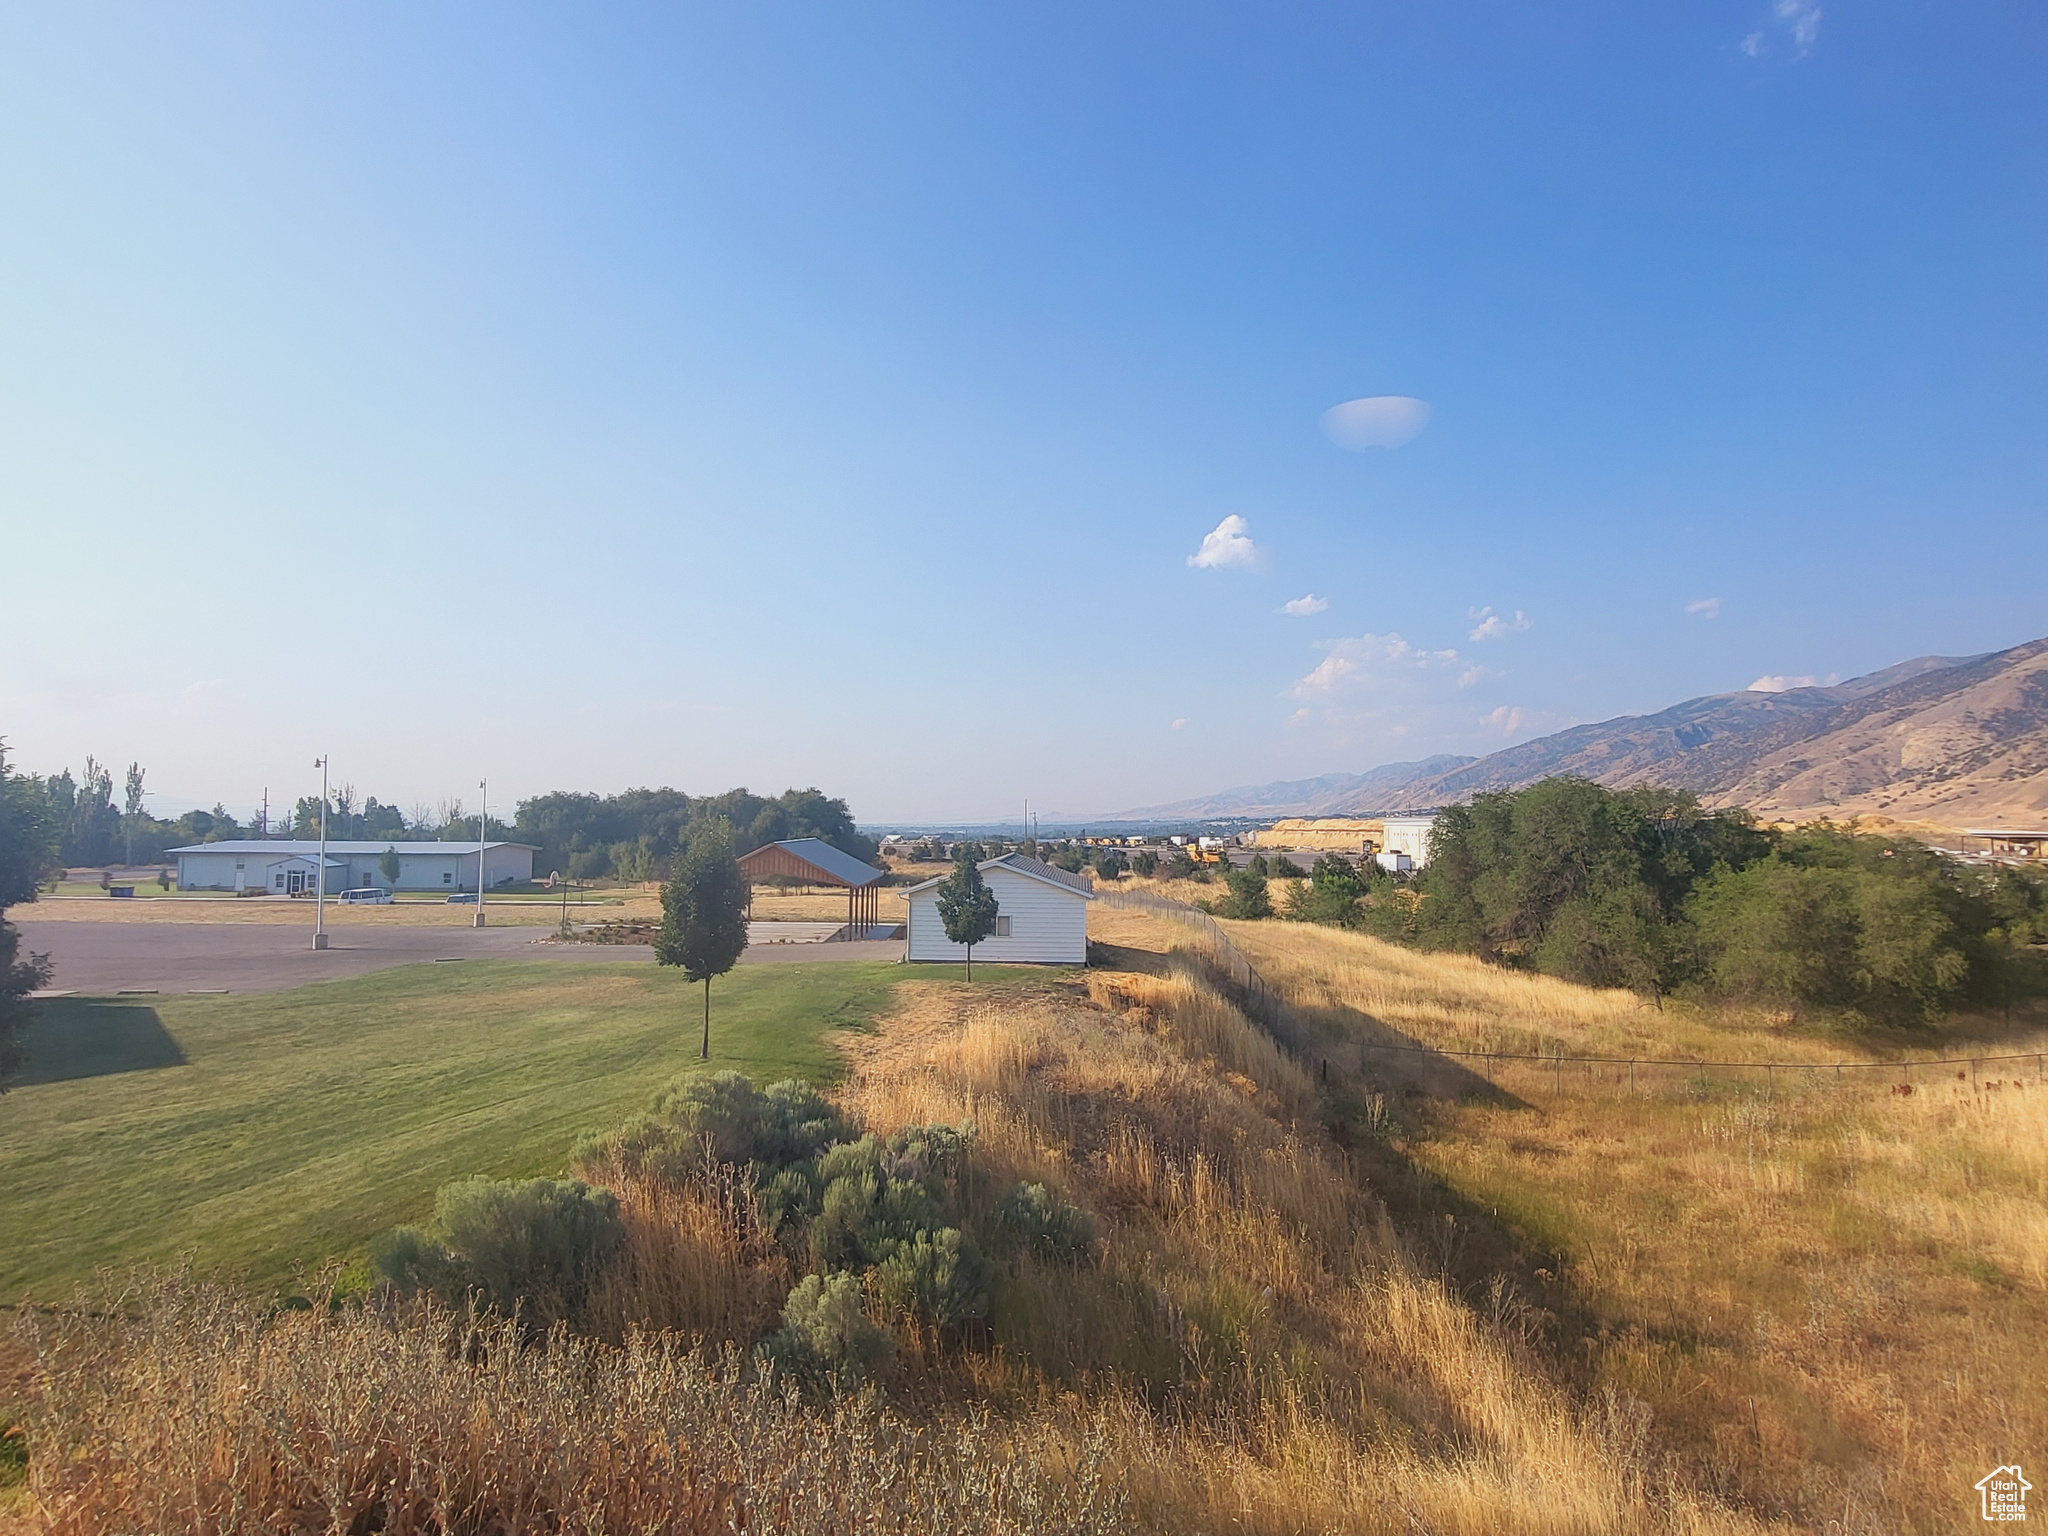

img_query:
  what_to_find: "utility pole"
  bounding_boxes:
[475,778,488,927]
[313,757,329,950]
[260,788,268,838]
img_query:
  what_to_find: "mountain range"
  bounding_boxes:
[1105,636,2048,829]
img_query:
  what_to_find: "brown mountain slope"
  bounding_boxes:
[1302,636,2048,828]
[1716,638,2048,824]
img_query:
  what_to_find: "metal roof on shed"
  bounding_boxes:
[899,852,1095,899]
[737,837,884,888]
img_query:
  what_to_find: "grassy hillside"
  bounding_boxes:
[1216,914,2048,1532]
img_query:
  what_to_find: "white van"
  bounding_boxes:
[338,887,393,905]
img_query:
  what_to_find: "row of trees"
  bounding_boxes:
[1,751,876,884]
[1266,778,2048,1027]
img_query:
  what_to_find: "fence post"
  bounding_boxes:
[1553,1052,1562,1098]
[1630,1058,1636,1097]
[1766,1063,1773,1100]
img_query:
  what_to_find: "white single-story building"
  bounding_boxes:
[171,840,537,894]
[1379,815,1439,868]
[901,853,1094,965]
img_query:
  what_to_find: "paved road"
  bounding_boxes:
[16,920,903,997]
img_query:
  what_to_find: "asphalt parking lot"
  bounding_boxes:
[16,920,903,997]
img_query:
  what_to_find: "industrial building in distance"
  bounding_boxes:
[1245,814,1438,869]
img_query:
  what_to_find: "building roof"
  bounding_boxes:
[1964,829,2048,839]
[168,840,537,856]
[901,852,1096,900]
[737,837,884,888]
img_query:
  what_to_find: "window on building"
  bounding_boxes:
[273,873,284,888]
[442,871,453,884]
[995,915,1012,937]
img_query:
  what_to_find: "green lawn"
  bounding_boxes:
[1,960,915,1299]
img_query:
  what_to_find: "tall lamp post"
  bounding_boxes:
[475,778,488,928]
[313,755,329,951]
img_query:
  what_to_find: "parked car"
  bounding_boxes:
[339,887,393,905]
[446,892,479,904]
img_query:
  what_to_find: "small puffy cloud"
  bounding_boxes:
[1467,605,1532,642]
[1281,593,1328,616]
[1744,0,1819,57]
[1749,672,1840,693]
[1290,633,1460,699]
[1320,396,1432,451]
[1775,0,1821,50]
[1458,665,1489,689]
[1187,514,1262,570]
[1171,717,1190,730]
[1685,597,1722,619]
[1480,705,1570,738]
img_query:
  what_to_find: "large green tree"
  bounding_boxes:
[0,744,61,1089]
[656,818,751,1059]
[934,849,999,981]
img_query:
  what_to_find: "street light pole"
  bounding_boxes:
[313,755,329,951]
[475,778,488,928]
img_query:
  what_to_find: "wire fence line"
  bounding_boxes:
[1100,889,2048,1099]
[1100,888,1273,1000]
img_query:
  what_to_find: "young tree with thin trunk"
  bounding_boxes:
[656,818,750,1059]
[379,846,401,888]
[122,762,145,868]
[935,848,999,981]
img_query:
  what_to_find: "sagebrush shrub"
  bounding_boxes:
[995,1183,1097,1266]
[872,1227,992,1327]
[378,1176,624,1326]
[763,1272,894,1385]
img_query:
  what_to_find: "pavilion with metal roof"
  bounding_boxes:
[737,837,888,937]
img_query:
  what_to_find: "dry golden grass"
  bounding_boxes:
[1211,915,2048,1533]
[10,1277,1126,1536]
[835,958,1766,1535]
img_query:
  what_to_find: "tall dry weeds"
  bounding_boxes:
[14,1274,1124,1536]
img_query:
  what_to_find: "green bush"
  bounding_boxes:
[587,1072,850,1176]
[377,1177,624,1326]
[994,1182,1097,1265]
[1131,850,1159,877]
[871,1227,992,1327]
[761,1272,894,1385]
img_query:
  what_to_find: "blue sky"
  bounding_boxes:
[3,3,2044,823]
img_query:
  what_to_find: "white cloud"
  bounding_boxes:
[1740,30,1765,55]
[1289,632,1460,699]
[1320,396,1433,451]
[1480,704,1571,738]
[1281,593,1328,616]
[1685,597,1722,619]
[1171,717,1189,730]
[1748,672,1841,693]
[1458,665,1489,689]
[1187,514,1262,570]
[1466,605,1532,642]
[1775,0,1821,50]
